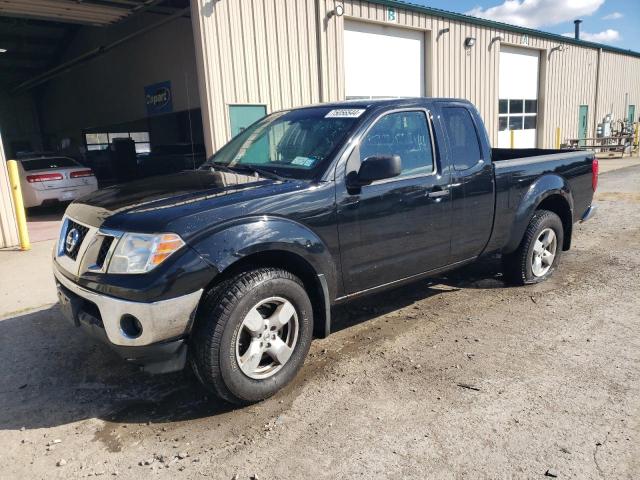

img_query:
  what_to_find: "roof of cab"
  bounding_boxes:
[297,97,473,111]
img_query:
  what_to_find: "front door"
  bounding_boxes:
[578,105,589,147]
[628,105,636,124]
[337,109,452,294]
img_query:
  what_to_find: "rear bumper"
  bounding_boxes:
[23,183,98,208]
[580,204,597,223]
[54,267,202,373]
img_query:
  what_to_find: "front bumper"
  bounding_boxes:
[54,267,202,372]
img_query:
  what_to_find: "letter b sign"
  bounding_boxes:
[386,7,397,23]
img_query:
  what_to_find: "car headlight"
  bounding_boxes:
[108,232,185,274]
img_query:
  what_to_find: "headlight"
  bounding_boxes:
[108,232,185,274]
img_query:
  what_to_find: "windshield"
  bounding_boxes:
[203,106,364,179]
[21,157,79,171]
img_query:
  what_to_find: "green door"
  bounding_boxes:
[578,105,589,147]
[628,105,636,124]
[229,105,267,137]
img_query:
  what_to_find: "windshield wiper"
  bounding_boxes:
[210,163,286,181]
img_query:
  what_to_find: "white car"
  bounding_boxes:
[17,156,99,208]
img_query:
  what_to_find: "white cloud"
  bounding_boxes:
[466,0,605,29]
[602,12,623,20]
[561,29,621,43]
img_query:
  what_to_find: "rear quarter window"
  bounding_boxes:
[21,157,79,171]
[441,107,482,171]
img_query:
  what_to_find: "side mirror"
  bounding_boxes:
[352,155,402,186]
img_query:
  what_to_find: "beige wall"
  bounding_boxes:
[192,0,640,153]
[597,50,640,125]
[192,0,322,154]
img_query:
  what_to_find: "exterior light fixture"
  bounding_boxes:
[0,48,7,53]
[489,35,504,49]
[550,44,567,54]
[436,28,450,41]
[464,37,476,48]
[329,4,344,17]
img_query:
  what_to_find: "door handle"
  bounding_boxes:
[427,189,450,198]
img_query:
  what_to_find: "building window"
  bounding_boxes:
[85,131,151,154]
[498,99,537,131]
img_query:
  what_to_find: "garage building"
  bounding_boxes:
[1,0,640,248]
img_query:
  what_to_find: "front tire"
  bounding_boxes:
[502,209,564,285]
[190,268,313,405]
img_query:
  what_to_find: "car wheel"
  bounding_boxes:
[190,268,313,405]
[502,209,564,285]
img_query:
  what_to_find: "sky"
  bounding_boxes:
[407,0,639,52]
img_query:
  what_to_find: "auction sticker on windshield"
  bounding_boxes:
[325,109,366,118]
[291,156,317,167]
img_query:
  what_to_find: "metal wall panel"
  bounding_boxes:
[192,0,640,153]
[597,51,640,126]
[191,0,321,152]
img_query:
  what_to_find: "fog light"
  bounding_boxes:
[120,314,143,338]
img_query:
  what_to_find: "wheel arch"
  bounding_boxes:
[536,194,572,250]
[504,174,574,254]
[190,217,336,338]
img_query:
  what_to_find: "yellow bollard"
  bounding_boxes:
[635,123,639,152]
[555,127,561,149]
[6,160,31,251]
[510,129,515,149]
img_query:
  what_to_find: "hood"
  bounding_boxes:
[65,169,306,234]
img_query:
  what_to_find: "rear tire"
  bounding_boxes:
[190,268,313,405]
[502,209,564,285]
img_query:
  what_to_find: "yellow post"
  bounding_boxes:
[510,129,515,149]
[6,160,31,251]
[634,123,639,152]
[555,127,561,149]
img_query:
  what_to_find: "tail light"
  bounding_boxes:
[26,173,63,183]
[70,169,94,178]
[592,158,599,191]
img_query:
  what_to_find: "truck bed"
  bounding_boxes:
[492,148,571,162]
[486,148,595,254]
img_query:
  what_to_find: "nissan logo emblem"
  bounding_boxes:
[65,228,80,253]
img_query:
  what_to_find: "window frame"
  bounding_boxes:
[84,131,151,154]
[354,107,438,185]
[441,105,485,171]
[498,98,537,132]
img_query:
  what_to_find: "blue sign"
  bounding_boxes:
[144,81,173,116]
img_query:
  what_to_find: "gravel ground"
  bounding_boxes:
[0,165,638,480]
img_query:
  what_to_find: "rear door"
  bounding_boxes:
[440,105,495,263]
[336,108,452,294]
[578,105,589,148]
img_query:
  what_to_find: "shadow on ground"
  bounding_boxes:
[0,257,507,432]
[26,203,68,222]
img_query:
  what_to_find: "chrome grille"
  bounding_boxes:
[64,220,90,260]
[95,236,115,268]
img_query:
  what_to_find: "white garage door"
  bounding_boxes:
[344,20,424,99]
[498,46,540,148]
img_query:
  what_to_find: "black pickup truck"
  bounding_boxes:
[53,98,597,404]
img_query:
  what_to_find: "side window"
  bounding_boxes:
[441,107,482,171]
[360,111,434,178]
